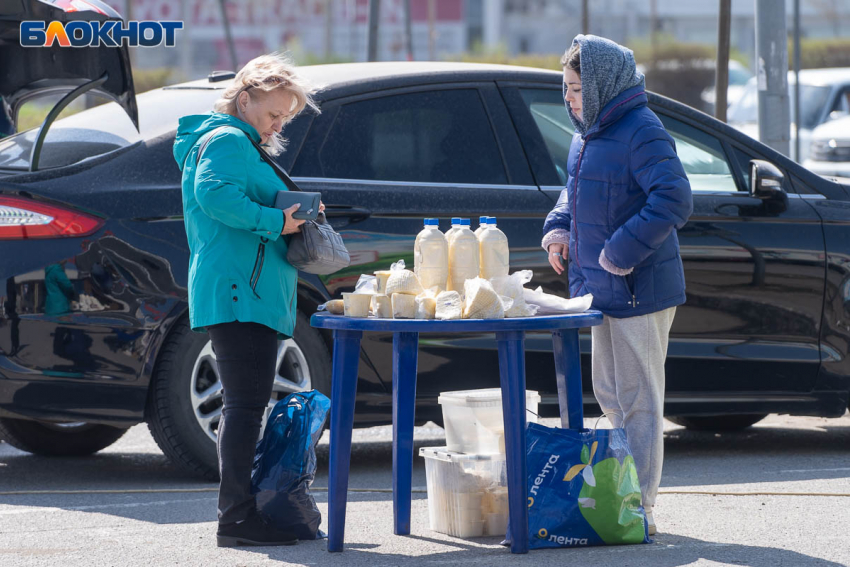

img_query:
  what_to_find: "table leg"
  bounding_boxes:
[392,331,419,535]
[328,329,363,553]
[552,329,584,430]
[496,329,529,554]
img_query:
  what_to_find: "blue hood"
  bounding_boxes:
[566,34,645,136]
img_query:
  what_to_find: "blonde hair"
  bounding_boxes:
[214,53,319,156]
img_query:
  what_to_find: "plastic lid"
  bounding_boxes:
[419,446,506,463]
[479,216,489,223]
[460,219,471,226]
[451,217,462,224]
[438,388,540,408]
[487,217,496,224]
[424,218,439,226]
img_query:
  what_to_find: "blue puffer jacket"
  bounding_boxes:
[542,84,693,318]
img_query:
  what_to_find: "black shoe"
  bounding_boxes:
[216,509,298,547]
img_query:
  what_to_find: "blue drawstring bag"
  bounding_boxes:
[505,420,650,548]
[250,390,331,540]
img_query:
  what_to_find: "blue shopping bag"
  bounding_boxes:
[506,421,650,548]
[250,390,331,540]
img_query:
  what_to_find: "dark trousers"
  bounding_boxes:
[208,321,278,525]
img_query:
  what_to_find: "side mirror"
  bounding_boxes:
[750,159,788,213]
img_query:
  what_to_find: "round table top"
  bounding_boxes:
[310,310,603,333]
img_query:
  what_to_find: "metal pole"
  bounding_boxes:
[794,0,802,161]
[428,0,436,61]
[217,0,238,71]
[650,0,658,56]
[715,0,731,122]
[325,0,334,60]
[582,0,589,35]
[367,0,380,62]
[404,0,413,60]
[755,0,791,156]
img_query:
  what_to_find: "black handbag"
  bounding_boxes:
[244,137,351,275]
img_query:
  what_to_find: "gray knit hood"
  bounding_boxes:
[566,34,645,136]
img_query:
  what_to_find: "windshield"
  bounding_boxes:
[728,80,832,130]
[0,87,225,171]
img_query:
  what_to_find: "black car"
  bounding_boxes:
[2,14,849,480]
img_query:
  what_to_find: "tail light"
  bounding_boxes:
[0,195,104,240]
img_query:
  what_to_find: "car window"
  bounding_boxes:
[519,89,574,185]
[729,79,832,130]
[517,88,737,192]
[658,114,739,192]
[0,87,224,170]
[307,89,508,185]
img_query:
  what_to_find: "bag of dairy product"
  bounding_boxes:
[415,287,439,320]
[435,290,463,320]
[462,277,512,320]
[385,259,425,296]
[523,288,593,315]
[490,270,539,318]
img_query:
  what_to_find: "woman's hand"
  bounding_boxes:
[319,200,325,214]
[282,203,306,235]
[548,243,567,275]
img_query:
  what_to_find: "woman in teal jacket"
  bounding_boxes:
[173,53,319,548]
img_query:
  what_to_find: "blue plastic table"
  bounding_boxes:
[310,310,603,554]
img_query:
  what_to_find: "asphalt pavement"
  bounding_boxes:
[1,413,849,567]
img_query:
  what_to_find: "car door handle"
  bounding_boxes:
[323,205,372,223]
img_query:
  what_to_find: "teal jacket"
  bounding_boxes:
[173,112,297,337]
[44,263,74,316]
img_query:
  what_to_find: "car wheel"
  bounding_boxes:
[146,311,332,481]
[666,414,768,431]
[0,418,127,456]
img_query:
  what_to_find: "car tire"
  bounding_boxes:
[666,414,768,431]
[146,311,332,481]
[0,418,127,456]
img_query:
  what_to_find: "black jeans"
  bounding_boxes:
[208,321,278,525]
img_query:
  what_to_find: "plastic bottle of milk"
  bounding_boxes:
[445,217,463,244]
[447,219,479,293]
[479,216,510,279]
[414,218,449,292]
[474,216,491,238]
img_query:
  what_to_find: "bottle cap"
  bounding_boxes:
[424,218,439,226]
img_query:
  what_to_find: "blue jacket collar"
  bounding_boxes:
[584,85,647,138]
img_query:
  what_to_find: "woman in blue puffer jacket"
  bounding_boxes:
[542,35,693,536]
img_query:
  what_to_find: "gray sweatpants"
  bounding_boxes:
[591,307,676,509]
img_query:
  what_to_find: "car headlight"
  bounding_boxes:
[810,139,850,162]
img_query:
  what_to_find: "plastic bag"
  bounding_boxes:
[251,390,331,540]
[462,277,511,319]
[489,271,539,318]
[415,287,439,320]
[354,274,378,294]
[504,422,650,548]
[523,288,593,315]
[436,290,462,320]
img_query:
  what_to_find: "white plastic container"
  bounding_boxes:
[447,220,479,294]
[342,292,371,317]
[473,216,491,238]
[414,218,449,291]
[478,217,509,280]
[438,388,540,455]
[419,447,508,538]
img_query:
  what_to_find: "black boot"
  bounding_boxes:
[216,508,298,547]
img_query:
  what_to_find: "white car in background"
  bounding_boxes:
[700,60,754,113]
[728,67,850,162]
[804,114,850,179]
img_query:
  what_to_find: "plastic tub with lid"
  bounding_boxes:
[438,388,540,455]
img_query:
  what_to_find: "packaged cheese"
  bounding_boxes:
[435,290,462,320]
[462,278,506,320]
[323,299,344,315]
[392,293,416,319]
[342,292,371,317]
[386,269,424,296]
[372,294,392,318]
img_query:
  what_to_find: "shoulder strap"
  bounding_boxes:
[244,136,302,193]
[194,125,230,167]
